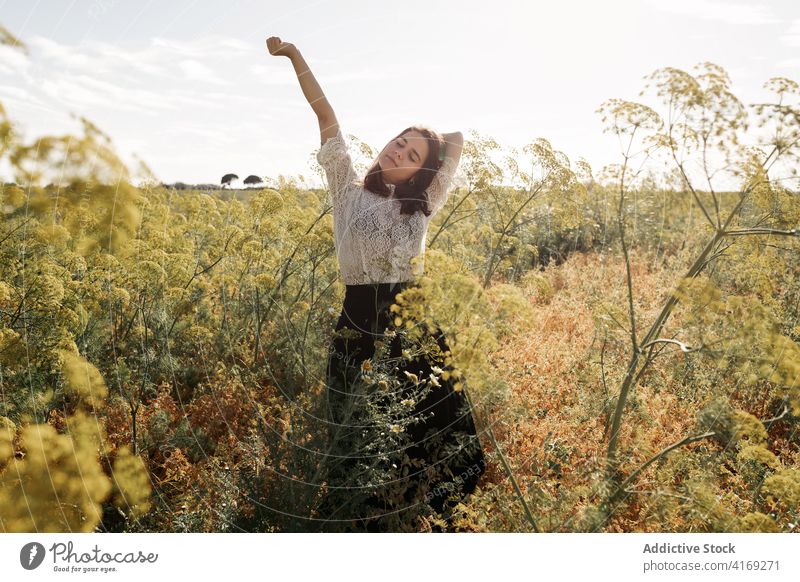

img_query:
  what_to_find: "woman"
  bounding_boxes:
[267,36,486,531]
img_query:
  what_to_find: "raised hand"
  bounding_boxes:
[266,36,296,58]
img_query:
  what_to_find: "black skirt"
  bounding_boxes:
[322,280,486,528]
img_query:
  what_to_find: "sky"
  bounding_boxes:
[0,0,798,188]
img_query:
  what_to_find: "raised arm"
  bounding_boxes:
[266,36,340,145]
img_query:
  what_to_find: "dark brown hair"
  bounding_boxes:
[361,125,446,216]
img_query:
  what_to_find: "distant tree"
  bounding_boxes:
[221,173,239,188]
[171,182,190,190]
[244,175,263,187]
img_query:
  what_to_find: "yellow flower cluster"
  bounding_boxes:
[390,296,419,330]
[403,371,419,384]
[447,369,463,380]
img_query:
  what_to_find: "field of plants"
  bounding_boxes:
[1,25,798,532]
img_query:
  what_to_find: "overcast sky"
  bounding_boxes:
[0,0,798,187]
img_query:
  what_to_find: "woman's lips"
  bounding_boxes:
[384,153,397,167]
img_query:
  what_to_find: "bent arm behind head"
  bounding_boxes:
[440,131,464,166]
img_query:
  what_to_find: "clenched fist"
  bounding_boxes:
[266,36,296,58]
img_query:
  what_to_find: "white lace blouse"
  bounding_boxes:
[316,128,458,285]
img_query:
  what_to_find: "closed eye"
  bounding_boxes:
[397,138,420,163]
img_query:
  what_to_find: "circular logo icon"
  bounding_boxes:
[20,542,46,570]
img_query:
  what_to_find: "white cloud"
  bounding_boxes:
[39,75,179,114]
[218,38,251,53]
[249,64,300,86]
[29,36,92,68]
[0,35,269,118]
[324,69,390,83]
[149,36,250,59]
[645,0,780,25]
[0,45,30,74]
[0,86,51,112]
[179,59,226,85]
[154,124,238,144]
[25,35,252,81]
[0,86,33,101]
[80,41,170,77]
[780,19,800,46]
[0,89,56,122]
[248,62,435,86]
[774,58,800,69]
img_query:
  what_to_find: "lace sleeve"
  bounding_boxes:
[316,129,356,208]
[425,155,458,215]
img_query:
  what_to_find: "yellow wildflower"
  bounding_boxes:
[403,371,419,384]
[361,359,372,372]
[390,424,402,433]
[453,381,463,392]
[394,316,403,327]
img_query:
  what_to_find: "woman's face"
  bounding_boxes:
[378,130,430,185]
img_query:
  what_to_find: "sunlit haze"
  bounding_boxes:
[1,0,798,187]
